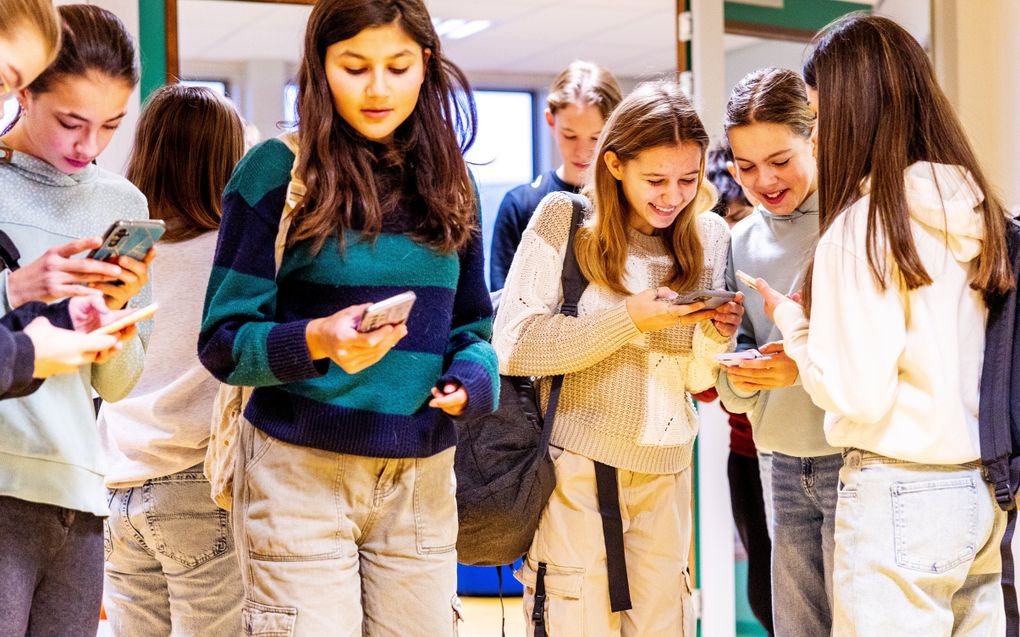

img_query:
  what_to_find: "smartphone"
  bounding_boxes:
[715,348,768,366]
[357,291,416,333]
[735,270,758,289]
[90,302,159,335]
[672,289,736,309]
[88,219,166,262]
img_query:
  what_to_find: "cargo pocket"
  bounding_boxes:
[892,476,977,574]
[414,449,458,554]
[516,558,584,635]
[242,600,296,637]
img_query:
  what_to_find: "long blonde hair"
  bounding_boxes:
[575,81,714,296]
[0,0,61,65]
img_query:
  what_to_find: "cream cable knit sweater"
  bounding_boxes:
[493,192,733,474]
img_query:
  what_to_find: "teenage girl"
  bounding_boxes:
[0,0,133,396]
[757,14,1013,636]
[99,85,246,637]
[494,81,744,637]
[489,60,621,290]
[197,1,498,635]
[0,5,151,636]
[716,67,839,637]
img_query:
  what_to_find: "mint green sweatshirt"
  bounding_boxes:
[0,147,150,516]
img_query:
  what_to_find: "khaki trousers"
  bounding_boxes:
[517,448,696,637]
[233,420,460,637]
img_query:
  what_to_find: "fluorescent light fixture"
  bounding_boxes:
[432,17,492,40]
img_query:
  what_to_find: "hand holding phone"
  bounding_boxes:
[88,220,166,262]
[90,302,159,335]
[672,289,737,309]
[356,291,416,333]
[735,270,759,290]
[715,348,768,366]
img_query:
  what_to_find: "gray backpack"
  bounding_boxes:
[454,193,587,566]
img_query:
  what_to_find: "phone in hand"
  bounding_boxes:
[715,348,768,366]
[735,270,758,289]
[356,291,416,333]
[672,289,737,309]
[90,302,159,335]
[88,219,166,262]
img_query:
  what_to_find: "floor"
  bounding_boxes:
[97,596,526,636]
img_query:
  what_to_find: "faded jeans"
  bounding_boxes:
[103,466,243,636]
[832,449,1006,637]
[770,452,841,637]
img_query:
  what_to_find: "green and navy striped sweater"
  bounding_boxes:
[198,139,498,457]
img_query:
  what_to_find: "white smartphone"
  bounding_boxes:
[672,289,736,309]
[90,302,159,335]
[715,348,768,366]
[357,292,416,333]
[735,270,758,289]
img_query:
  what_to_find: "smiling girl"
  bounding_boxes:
[0,5,151,636]
[494,81,743,637]
[715,67,839,637]
[489,60,621,290]
[197,1,497,635]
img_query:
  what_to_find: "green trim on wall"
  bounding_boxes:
[138,0,167,102]
[724,0,872,32]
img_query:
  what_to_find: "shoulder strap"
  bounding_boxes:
[273,132,304,274]
[559,192,589,317]
[980,219,1020,510]
[0,229,21,271]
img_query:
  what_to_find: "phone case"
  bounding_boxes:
[89,220,166,261]
[357,292,417,333]
[674,289,736,309]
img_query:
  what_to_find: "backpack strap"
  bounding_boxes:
[0,229,21,271]
[1002,508,1019,635]
[274,132,304,273]
[980,219,1020,510]
[595,460,633,612]
[530,193,590,633]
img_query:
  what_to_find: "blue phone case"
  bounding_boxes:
[89,220,165,261]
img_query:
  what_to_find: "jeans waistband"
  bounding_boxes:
[841,448,984,472]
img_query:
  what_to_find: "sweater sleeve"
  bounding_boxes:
[0,322,38,399]
[437,199,499,420]
[716,244,763,414]
[493,192,642,377]
[198,139,327,388]
[685,214,733,393]
[773,237,905,423]
[91,192,153,403]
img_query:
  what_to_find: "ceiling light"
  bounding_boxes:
[432,18,492,40]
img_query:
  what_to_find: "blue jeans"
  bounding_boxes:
[770,452,841,637]
[103,465,243,636]
[832,450,1006,636]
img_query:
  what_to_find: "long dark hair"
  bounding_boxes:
[291,0,478,256]
[575,81,714,295]
[127,85,245,243]
[27,4,137,94]
[802,14,1012,313]
[2,4,137,136]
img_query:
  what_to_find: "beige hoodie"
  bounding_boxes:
[774,162,989,464]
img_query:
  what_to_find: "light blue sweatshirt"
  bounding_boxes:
[0,147,150,515]
[716,191,839,458]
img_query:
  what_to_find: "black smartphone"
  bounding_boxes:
[672,289,737,309]
[88,219,166,262]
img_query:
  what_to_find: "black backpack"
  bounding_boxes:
[454,193,588,567]
[978,216,1020,634]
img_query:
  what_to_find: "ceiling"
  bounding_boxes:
[178,0,762,78]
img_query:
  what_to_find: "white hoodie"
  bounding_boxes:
[774,162,989,464]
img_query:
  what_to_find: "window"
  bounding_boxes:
[180,79,229,98]
[465,89,536,289]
